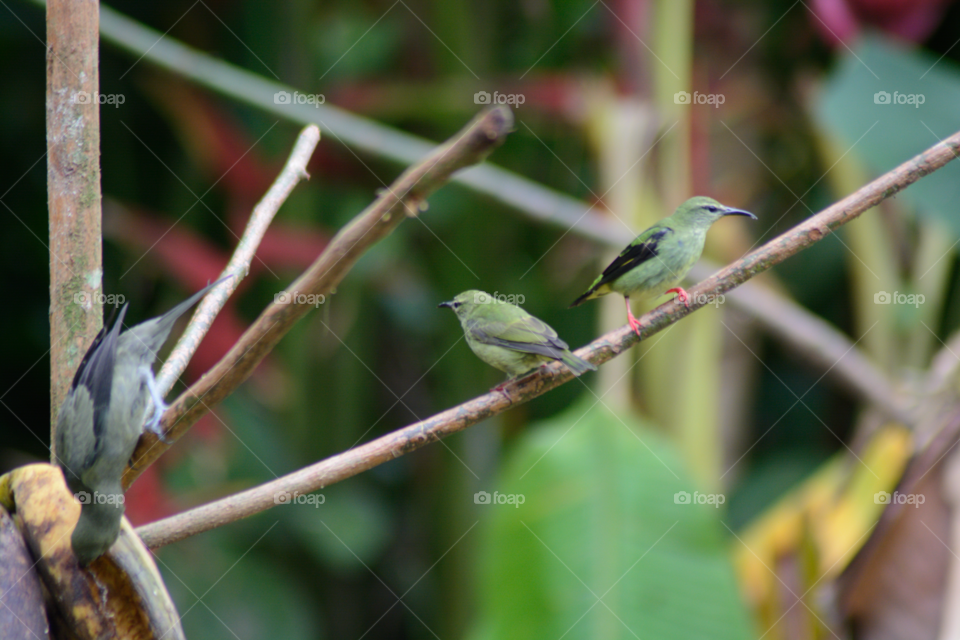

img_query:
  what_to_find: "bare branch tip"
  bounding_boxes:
[479,105,514,140]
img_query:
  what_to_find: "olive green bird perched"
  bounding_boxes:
[440,290,596,388]
[570,196,756,336]
[55,277,230,565]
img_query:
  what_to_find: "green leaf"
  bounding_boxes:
[815,33,960,236]
[469,400,754,640]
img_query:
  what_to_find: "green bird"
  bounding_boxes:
[570,196,756,336]
[440,290,596,385]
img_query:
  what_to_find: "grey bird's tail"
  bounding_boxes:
[560,350,597,376]
[125,276,232,355]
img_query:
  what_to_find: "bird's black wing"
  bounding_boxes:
[73,304,128,448]
[570,227,672,306]
[595,228,672,287]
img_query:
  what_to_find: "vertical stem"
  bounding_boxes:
[815,134,899,372]
[906,222,952,369]
[47,0,103,452]
[652,0,692,201]
[646,0,725,486]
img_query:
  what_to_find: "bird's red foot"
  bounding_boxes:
[666,287,691,307]
[491,368,541,400]
[490,381,511,400]
[624,297,643,338]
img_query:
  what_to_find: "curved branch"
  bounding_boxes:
[136,127,960,549]
[123,106,515,489]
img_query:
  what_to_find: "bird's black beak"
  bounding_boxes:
[438,301,454,309]
[723,207,757,220]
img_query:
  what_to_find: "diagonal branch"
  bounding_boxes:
[136,127,960,550]
[122,106,515,489]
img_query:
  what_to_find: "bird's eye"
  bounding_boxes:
[453,302,461,308]
[706,205,718,212]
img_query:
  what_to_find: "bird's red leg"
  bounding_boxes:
[625,297,643,337]
[665,287,691,307]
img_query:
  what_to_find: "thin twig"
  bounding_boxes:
[154,125,321,397]
[122,106,514,489]
[136,127,960,549]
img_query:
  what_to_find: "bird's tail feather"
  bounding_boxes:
[568,291,593,308]
[561,351,597,376]
[154,275,232,336]
[132,276,233,354]
[569,284,608,308]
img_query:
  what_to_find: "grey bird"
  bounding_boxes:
[55,277,229,564]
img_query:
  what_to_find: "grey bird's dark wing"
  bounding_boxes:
[464,316,570,360]
[56,304,128,485]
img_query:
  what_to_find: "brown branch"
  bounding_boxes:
[136,127,960,549]
[122,106,515,490]
[154,125,321,397]
[47,0,102,451]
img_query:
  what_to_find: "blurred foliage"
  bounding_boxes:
[5,0,960,638]
[471,399,754,640]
